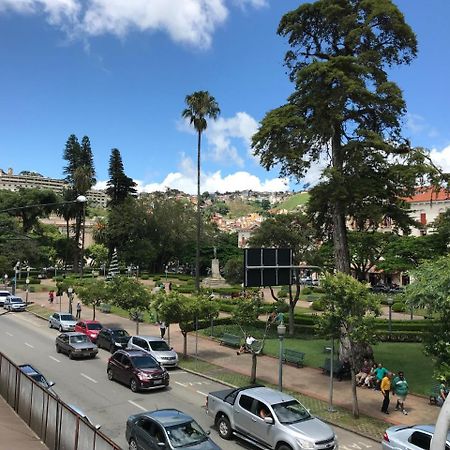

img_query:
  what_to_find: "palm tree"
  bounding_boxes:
[182,91,220,293]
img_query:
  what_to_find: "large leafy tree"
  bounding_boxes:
[316,273,380,418]
[403,255,450,374]
[106,148,137,207]
[252,0,444,275]
[182,91,220,292]
[62,134,96,272]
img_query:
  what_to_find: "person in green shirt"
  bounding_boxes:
[393,371,409,415]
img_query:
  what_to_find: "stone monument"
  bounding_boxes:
[202,247,228,288]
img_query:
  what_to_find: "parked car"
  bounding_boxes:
[74,320,103,342]
[206,386,336,449]
[4,296,26,312]
[19,364,56,395]
[0,290,10,307]
[382,424,450,450]
[126,409,220,450]
[97,328,130,353]
[55,332,98,359]
[48,312,77,332]
[127,335,179,368]
[107,349,169,392]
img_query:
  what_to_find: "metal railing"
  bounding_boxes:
[0,352,121,450]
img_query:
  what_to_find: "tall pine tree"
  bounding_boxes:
[106,148,137,207]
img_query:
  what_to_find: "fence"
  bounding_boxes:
[0,351,121,450]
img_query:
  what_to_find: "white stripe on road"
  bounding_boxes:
[5,332,13,336]
[80,373,98,384]
[196,391,208,397]
[49,356,60,363]
[168,371,187,374]
[175,381,187,387]
[25,342,34,348]
[128,400,147,412]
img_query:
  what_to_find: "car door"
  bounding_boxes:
[120,355,133,385]
[234,394,262,441]
[134,418,162,450]
[54,313,61,328]
[251,400,277,448]
[59,335,69,354]
[50,313,57,327]
[97,330,107,349]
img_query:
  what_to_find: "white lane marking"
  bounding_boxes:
[128,400,147,412]
[168,371,187,374]
[25,342,34,348]
[196,391,208,397]
[175,381,187,387]
[80,373,98,384]
[49,356,60,363]
[5,332,13,337]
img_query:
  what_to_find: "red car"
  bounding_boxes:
[74,320,103,343]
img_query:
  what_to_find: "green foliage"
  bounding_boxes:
[223,257,243,284]
[275,192,310,211]
[277,286,288,298]
[106,148,137,206]
[85,243,108,269]
[232,296,261,328]
[76,280,109,318]
[107,276,151,312]
[392,302,405,312]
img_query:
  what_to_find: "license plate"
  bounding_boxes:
[153,379,163,385]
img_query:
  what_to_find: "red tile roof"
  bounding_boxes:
[406,187,450,203]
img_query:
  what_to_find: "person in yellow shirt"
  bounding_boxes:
[381,372,392,414]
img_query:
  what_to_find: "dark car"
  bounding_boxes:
[107,349,169,392]
[97,328,130,353]
[126,409,220,450]
[55,332,99,359]
[19,364,56,395]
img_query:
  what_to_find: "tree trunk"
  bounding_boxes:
[331,127,351,274]
[350,367,359,418]
[288,303,295,336]
[195,130,202,294]
[250,352,257,384]
[182,331,188,358]
[92,304,96,321]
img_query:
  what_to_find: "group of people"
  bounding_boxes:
[355,361,409,415]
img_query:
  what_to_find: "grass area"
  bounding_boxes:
[275,192,310,211]
[179,357,387,441]
[226,199,259,218]
[27,303,53,319]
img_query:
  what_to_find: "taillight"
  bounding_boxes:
[383,432,390,442]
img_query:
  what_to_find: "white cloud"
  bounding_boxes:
[406,113,439,139]
[429,145,450,174]
[0,0,264,48]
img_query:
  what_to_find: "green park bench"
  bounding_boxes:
[321,357,342,375]
[283,349,305,367]
[100,303,112,313]
[429,383,441,405]
[219,333,241,348]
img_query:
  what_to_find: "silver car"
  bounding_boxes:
[127,335,179,368]
[382,424,450,450]
[49,312,77,332]
[4,296,26,312]
[0,290,10,307]
[55,332,98,359]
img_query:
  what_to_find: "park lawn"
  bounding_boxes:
[262,338,432,396]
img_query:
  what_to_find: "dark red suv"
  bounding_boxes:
[107,349,169,392]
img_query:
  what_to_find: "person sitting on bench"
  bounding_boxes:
[237,335,256,355]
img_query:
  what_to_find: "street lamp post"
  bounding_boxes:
[3,274,8,289]
[77,195,87,278]
[387,296,394,339]
[68,287,74,315]
[277,320,286,391]
[13,262,19,295]
[25,277,30,306]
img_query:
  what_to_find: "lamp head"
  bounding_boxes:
[76,195,87,203]
[277,322,286,337]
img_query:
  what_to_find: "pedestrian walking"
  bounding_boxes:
[381,372,392,414]
[393,371,409,415]
[159,321,166,339]
[48,290,54,304]
[76,301,82,319]
[374,362,388,390]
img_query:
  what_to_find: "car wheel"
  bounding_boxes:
[277,445,292,450]
[56,344,61,353]
[130,378,139,393]
[129,438,138,450]
[69,351,74,360]
[59,325,63,332]
[217,415,232,440]
[109,344,115,354]
[48,321,52,328]
[107,369,114,381]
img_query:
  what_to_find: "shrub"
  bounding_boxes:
[392,302,406,313]
[140,274,149,280]
[377,331,424,342]
[153,276,161,282]
[302,287,313,295]
[311,299,325,311]
[277,286,289,298]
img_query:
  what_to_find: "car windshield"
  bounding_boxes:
[165,420,208,448]
[70,335,90,344]
[132,356,159,369]
[11,298,23,303]
[60,315,75,321]
[272,400,311,424]
[112,329,129,337]
[87,323,102,330]
[149,341,170,351]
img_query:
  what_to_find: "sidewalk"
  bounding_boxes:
[27,289,441,429]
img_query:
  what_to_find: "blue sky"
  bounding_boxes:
[0,0,449,194]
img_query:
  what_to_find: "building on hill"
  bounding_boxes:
[0,168,108,207]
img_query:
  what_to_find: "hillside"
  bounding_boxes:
[226,199,259,218]
[275,192,310,211]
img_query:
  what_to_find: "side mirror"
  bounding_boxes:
[157,443,166,448]
[264,417,274,424]
[206,431,211,436]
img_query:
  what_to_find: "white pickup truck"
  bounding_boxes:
[206,386,337,450]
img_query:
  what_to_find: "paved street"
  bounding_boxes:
[0,309,379,450]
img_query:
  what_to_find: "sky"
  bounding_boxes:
[0,0,449,194]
